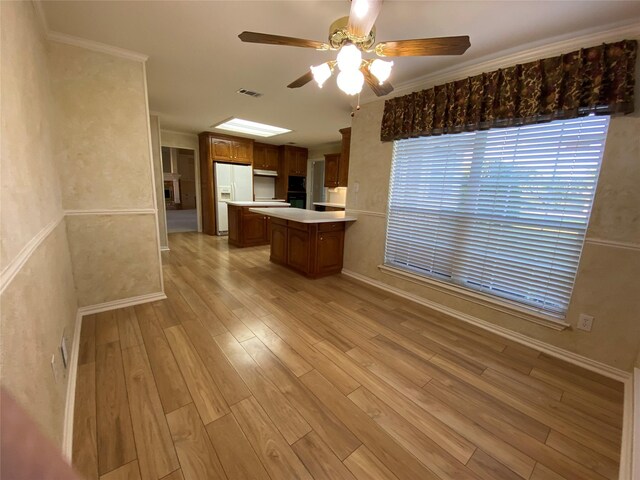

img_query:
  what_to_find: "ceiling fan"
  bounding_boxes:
[238,0,470,97]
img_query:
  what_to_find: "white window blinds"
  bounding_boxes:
[385,116,609,319]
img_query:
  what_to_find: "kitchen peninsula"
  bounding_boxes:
[227,201,289,247]
[250,208,356,278]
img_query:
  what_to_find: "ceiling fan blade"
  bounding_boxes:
[287,71,314,89]
[376,36,470,57]
[361,66,393,97]
[239,31,328,50]
[347,0,383,38]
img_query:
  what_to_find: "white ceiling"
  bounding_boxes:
[41,1,640,148]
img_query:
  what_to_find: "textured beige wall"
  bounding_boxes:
[0,1,78,445]
[345,98,640,371]
[1,223,78,445]
[0,2,64,270]
[50,43,162,307]
[66,214,162,305]
[151,116,169,248]
[50,43,155,211]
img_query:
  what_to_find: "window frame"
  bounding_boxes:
[382,116,609,327]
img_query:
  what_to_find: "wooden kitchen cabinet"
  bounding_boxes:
[268,219,346,278]
[324,153,340,188]
[228,205,270,247]
[253,143,280,170]
[199,132,255,235]
[338,127,351,187]
[276,145,308,199]
[199,132,254,165]
[283,145,308,176]
[270,219,288,264]
[323,127,351,188]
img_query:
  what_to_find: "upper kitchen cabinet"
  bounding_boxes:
[282,145,308,176]
[199,132,254,165]
[253,142,280,171]
[323,127,351,188]
[338,127,351,187]
[324,153,340,188]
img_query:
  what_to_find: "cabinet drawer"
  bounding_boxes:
[318,222,345,232]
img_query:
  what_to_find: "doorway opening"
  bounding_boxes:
[162,146,198,233]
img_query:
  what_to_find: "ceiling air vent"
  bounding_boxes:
[236,88,262,98]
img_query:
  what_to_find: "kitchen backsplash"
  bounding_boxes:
[254,175,276,199]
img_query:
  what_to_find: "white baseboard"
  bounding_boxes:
[78,291,167,316]
[62,290,167,460]
[341,269,630,383]
[61,309,82,461]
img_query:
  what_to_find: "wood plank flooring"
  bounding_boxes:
[73,232,624,480]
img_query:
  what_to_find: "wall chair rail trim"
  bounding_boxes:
[64,208,157,216]
[0,215,64,295]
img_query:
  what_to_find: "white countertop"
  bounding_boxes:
[313,202,346,208]
[249,207,357,224]
[226,201,291,207]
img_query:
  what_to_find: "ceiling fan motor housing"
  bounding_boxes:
[328,16,376,50]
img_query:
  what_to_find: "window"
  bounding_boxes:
[385,116,609,319]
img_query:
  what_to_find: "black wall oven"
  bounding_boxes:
[287,192,306,209]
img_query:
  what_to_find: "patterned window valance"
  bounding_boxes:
[380,39,637,142]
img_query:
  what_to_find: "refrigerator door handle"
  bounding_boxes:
[231,182,236,201]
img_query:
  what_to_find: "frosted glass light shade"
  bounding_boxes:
[337,69,365,95]
[369,59,393,84]
[337,44,362,72]
[311,63,332,88]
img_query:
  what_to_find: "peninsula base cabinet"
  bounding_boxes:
[228,205,271,247]
[269,219,345,278]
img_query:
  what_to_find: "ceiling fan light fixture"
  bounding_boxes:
[337,69,364,95]
[310,63,332,88]
[369,59,393,84]
[336,44,362,72]
[352,0,369,18]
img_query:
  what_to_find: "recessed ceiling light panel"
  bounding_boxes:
[212,118,291,138]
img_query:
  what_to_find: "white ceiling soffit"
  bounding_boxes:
[40,1,640,148]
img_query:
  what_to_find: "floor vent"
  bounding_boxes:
[236,88,262,98]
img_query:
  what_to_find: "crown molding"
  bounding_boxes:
[161,129,199,137]
[364,20,640,103]
[47,31,148,62]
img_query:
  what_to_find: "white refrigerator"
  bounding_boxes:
[215,163,253,235]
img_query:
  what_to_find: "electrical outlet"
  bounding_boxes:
[577,313,594,332]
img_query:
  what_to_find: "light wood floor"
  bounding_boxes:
[73,232,624,480]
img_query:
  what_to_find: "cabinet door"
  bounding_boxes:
[316,230,345,276]
[210,138,233,161]
[264,147,279,170]
[295,150,307,175]
[338,128,351,187]
[287,154,298,175]
[287,228,310,273]
[253,144,266,169]
[233,140,253,164]
[270,223,288,264]
[324,154,340,188]
[242,213,268,245]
